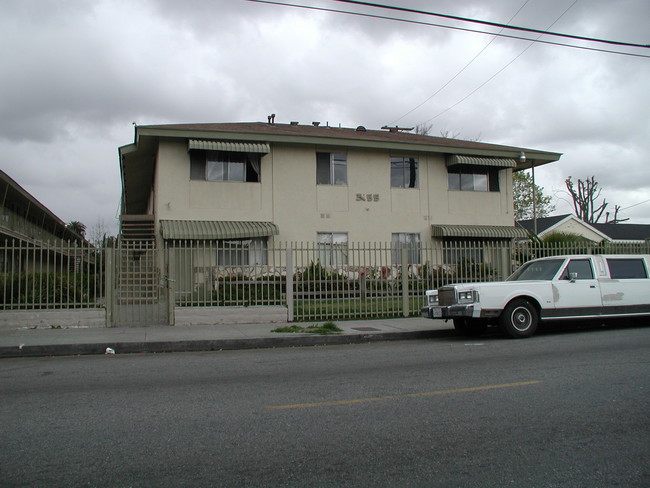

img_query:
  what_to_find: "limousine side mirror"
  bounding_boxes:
[569,272,578,282]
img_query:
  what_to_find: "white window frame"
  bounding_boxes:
[317,232,349,266]
[392,233,421,264]
[216,238,268,266]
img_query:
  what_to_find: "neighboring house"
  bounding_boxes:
[592,222,650,244]
[518,214,650,243]
[1,169,86,272]
[1,170,84,245]
[118,121,562,264]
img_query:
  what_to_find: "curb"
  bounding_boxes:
[0,329,454,358]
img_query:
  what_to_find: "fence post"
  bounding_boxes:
[166,247,175,326]
[286,246,294,322]
[401,246,409,317]
[105,247,114,328]
[500,246,511,280]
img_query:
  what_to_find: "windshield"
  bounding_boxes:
[507,258,565,281]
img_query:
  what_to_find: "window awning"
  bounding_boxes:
[431,224,528,239]
[160,220,279,240]
[446,155,517,168]
[188,139,270,154]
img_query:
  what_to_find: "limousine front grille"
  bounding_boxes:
[438,287,457,306]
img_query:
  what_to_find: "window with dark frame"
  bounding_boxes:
[316,152,347,185]
[606,258,648,279]
[190,150,261,182]
[560,259,594,280]
[447,165,500,192]
[391,157,418,189]
[442,238,483,266]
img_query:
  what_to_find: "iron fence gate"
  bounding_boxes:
[108,243,172,327]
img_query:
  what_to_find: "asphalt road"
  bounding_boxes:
[1,324,649,487]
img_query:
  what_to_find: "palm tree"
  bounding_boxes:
[66,221,86,237]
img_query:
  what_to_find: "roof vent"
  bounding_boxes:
[290,121,299,125]
[312,121,320,126]
[267,113,276,124]
[381,125,414,133]
[356,126,366,132]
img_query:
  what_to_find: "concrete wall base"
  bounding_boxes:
[175,306,288,326]
[0,306,288,330]
[0,309,106,330]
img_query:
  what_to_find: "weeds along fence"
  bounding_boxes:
[0,240,105,310]
[2,239,649,320]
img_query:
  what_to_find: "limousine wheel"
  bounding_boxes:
[499,299,538,338]
[453,318,487,337]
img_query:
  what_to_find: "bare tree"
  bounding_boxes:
[414,123,433,135]
[88,218,112,247]
[565,176,628,224]
[439,128,460,139]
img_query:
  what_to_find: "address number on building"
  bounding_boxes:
[356,193,379,202]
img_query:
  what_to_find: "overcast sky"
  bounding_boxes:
[2,0,649,237]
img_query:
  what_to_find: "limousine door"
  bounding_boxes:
[551,258,602,318]
[600,257,650,313]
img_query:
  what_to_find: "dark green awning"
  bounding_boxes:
[188,139,270,153]
[160,220,279,240]
[446,155,516,168]
[431,224,527,239]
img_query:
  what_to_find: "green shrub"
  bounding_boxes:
[0,272,102,309]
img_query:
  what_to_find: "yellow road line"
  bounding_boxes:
[266,381,542,410]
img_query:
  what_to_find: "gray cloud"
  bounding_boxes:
[1,0,649,232]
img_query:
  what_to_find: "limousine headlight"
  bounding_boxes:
[428,293,439,306]
[457,290,478,304]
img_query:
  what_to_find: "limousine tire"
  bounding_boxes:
[453,318,487,337]
[499,299,538,339]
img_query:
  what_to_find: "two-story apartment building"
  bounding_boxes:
[119,121,561,266]
[1,170,84,246]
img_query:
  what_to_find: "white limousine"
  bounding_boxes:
[421,254,650,338]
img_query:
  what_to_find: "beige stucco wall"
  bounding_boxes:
[153,140,517,243]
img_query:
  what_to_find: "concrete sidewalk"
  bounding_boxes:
[0,317,455,358]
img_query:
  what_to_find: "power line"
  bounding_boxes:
[246,1,650,59]
[331,0,650,49]
[621,198,650,211]
[415,0,580,126]
[389,0,533,125]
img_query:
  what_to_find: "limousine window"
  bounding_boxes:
[606,258,648,279]
[559,259,594,280]
[507,258,564,281]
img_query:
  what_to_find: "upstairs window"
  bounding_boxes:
[190,150,261,182]
[391,157,418,188]
[448,165,500,192]
[317,152,347,185]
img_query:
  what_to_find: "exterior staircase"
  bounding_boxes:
[117,215,158,305]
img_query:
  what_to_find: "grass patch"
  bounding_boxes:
[272,321,343,335]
